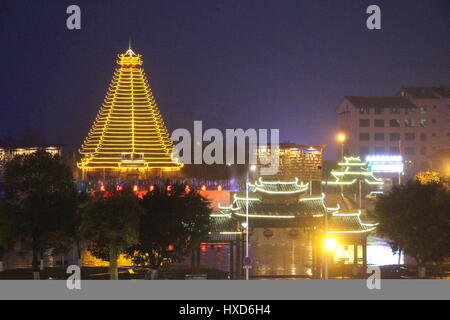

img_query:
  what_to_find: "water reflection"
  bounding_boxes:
[195,235,404,276]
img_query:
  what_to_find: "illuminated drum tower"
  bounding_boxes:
[78,47,182,180]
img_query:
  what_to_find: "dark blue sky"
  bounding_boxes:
[0,0,448,159]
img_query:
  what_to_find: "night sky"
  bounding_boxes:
[0,0,448,159]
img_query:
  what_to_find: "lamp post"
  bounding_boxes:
[337,133,346,196]
[337,133,346,161]
[324,237,337,279]
[245,164,257,280]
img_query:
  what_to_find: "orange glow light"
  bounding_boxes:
[133,185,139,192]
[217,185,222,191]
[201,185,207,191]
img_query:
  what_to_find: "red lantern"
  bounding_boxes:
[149,185,155,192]
[185,185,191,193]
[116,185,122,191]
[167,245,174,252]
[99,185,106,192]
[166,185,172,192]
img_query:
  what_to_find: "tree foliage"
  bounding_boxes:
[79,189,143,279]
[372,180,450,267]
[1,150,77,275]
[127,185,211,269]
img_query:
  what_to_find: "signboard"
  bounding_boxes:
[365,155,404,173]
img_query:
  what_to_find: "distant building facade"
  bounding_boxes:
[0,145,62,182]
[336,86,450,176]
[257,143,325,180]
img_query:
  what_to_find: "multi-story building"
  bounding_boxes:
[0,145,62,182]
[336,86,450,176]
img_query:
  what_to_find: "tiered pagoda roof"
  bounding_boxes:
[78,47,182,173]
[211,178,376,234]
[326,156,383,186]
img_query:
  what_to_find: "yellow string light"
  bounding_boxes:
[78,48,182,172]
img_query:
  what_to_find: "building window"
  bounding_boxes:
[433,105,437,110]
[432,133,437,138]
[374,119,385,127]
[406,108,416,115]
[374,108,384,115]
[374,133,385,141]
[374,147,385,154]
[359,107,370,114]
[419,106,427,114]
[419,119,427,127]
[404,119,416,127]
[390,107,400,114]
[404,147,415,155]
[359,119,370,127]
[359,133,370,141]
[420,147,427,156]
[432,119,436,124]
[420,133,427,141]
[390,119,401,127]
[405,133,415,141]
[360,146,370,155]
[390,133,401,141]
[389,147,398,154]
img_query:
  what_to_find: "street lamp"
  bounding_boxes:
[324,237,337,279]
[245,164,257,280]
[337,133,346,162]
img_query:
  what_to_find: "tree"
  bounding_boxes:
[127,185,211,277]
[79,189,143,280]
[2,150,78,279]
[0,200,16,272]
[372,180,450,277]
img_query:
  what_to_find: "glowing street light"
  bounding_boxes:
[324,237,337,279]
[324,237,337,251]
[337,133,346,162]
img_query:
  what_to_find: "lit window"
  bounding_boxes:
[419,119,427,127]
[419,106,427,114]
[390,119,401,127]
[404,119,416,127]
[359,107,370,115]
[406,108,416,115]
